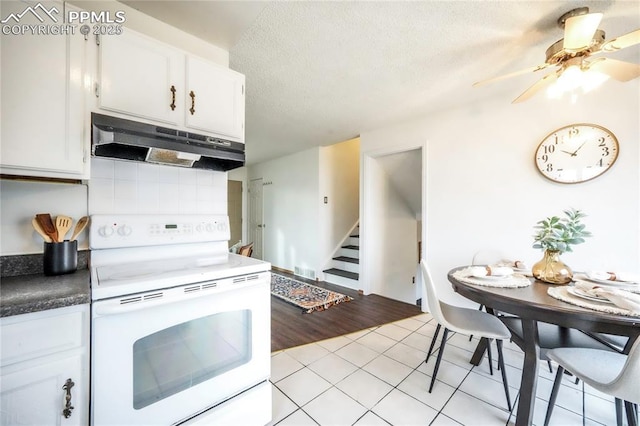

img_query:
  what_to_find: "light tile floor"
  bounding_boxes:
[270,313,622,426]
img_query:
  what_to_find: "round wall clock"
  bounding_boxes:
[534,123,619,184]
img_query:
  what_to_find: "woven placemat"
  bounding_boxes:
[453,268,531,288]
[548,286,640,317]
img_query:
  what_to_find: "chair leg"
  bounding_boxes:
[469,304,485,341]
[625,401,638,426]
[547,359,553,373]
[544,365,565,426]
[496,339,512,412]
[615,398,623,426]
[426,323,441,362]
[486,339,494,375]
[429,328,449,393]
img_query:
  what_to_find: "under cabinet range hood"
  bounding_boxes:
[91,113,245,171]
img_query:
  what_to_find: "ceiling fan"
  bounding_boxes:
[474,7,640,103]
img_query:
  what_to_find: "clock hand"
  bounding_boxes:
[571,141,587,156]
[560,149,576,156]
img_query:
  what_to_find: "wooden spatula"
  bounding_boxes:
[32,217,53,242]
[55,215,73,242]
[35,213,58,243]
[70,216,89,241]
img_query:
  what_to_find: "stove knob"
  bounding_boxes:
[98,226,114,237]
[196,224,204,233]
[217,223,226,231]
[117,225,132,236]
[205,223,214,232]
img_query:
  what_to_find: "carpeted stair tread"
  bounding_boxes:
[323,268,359,280]
[333,256,359,264]
[342,245,359,250]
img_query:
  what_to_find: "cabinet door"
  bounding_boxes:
[0,1,88,179]
[0,354,87,426]
[185,56,245,141]
[99,28,184,125]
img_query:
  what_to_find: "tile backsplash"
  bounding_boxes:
[89,158,227,215]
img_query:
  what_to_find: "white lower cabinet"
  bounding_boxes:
[0,304,89,426]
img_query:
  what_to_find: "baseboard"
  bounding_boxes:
[271,265,294,275]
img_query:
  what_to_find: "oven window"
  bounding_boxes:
[132,310,252,409]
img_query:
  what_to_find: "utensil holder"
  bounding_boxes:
[43,241,77,276]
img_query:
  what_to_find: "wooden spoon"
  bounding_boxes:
[55,215,73,242]
[32,218,52,242]
[70,216,89,241]
[35,213,58,243]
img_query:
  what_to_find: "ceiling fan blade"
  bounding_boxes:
[512,72,558,103]
[473,64,549,87]
[588,58,640,82]
[563,13,603,51]
[601,28,640,52]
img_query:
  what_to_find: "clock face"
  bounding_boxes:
[534,124,619,184]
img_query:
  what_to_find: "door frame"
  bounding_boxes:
[247,178,264,260]
[360,142,427,296]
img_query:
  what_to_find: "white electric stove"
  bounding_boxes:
[89,214,272,426]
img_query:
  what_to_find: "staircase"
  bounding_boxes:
[323,226,360,289]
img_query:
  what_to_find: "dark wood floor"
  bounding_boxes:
[271,270,423,352]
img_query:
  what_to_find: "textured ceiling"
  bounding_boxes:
[117,1,640,165]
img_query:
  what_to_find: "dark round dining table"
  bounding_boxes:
[448,267,640,426]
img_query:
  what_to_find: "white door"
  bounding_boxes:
[248,179,264,260]
[184,55,245,141]
[99,28,184,125]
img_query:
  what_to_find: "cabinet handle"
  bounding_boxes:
[62,378,75,419]
[170,85,177,111]
[189,90,196,115]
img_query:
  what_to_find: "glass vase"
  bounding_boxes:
[532,250,573,284]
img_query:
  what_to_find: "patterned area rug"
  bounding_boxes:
[271,273,353,314]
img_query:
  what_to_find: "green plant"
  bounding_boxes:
[532,208,592,253]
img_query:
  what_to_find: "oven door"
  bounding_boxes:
[91,272,270,426]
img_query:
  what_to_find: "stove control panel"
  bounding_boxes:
[90,215,230,249]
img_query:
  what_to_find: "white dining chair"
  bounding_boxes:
[420,260,512,411]
[543,337,640,426]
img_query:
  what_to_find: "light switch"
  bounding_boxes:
[323,196,328,204]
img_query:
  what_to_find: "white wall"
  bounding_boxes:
[0,180,88,255]
[361,80,640,305]
[319,137,360,275]
[248,148,321,274]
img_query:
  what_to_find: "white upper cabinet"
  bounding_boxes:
[98,28,245,142]
[0,1,90,179]
[98,29,184,125]
[185,56,245,140]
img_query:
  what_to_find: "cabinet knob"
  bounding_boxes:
[189,90,196,115]
[62,378,75,419]
[170,85,177,111]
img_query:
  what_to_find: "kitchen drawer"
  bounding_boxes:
[0,305,87,367]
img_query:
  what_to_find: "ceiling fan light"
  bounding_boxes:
[581,70,610,93]
[558,65,583,91]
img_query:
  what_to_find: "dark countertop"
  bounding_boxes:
[0,269,90,318]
